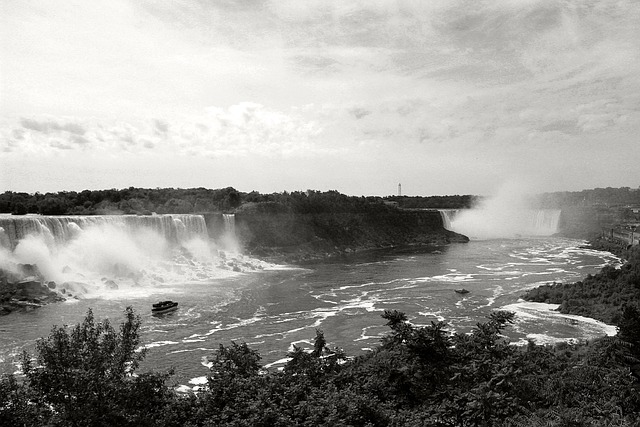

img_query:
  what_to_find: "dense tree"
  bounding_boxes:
[37,196,68,215]
[4,307,173,426]
[0,187,478,216]
[11,202,28,215]
[388,195,477,209]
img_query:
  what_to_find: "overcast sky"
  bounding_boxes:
[1,0,639,197]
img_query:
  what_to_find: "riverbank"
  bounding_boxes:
[585,236,633,259]
[522,240,639,325]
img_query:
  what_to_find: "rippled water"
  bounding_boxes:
[0,237,620,390]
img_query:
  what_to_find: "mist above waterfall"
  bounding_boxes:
[0,214,265,300]
[447,184,560,240]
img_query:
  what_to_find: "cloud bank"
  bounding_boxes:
[1,0,639,195]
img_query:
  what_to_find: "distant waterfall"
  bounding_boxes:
[0,214,209,250]
[438,210,459,231]
[529,210,561,236]
[439,209,561,239]
[223,214,236,237]
[219,214,240,253]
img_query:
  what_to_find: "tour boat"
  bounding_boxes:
[152,300,179,315]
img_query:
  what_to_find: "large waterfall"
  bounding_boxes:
[0,214,208,250]
[0,214,257,299]
[439,209,561,239]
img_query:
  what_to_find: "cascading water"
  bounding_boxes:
[531,209,561,236]
[439,208,561,239]
[0,214,259,299]
[436,183,564,240]
[223,214,236,237]
[220,214,239,252]
[0,214,209,250]
[439,210,459,231]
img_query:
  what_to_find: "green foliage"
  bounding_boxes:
[210,342,262,379]
[11,202,28,215]
[3,300,640,426]
[3,307,173,426]
[0,187,247,215]
[617,304,640,357]
[523,246,640,324]
[0,187,466,217]
[538,186,640,209]
[387,194,477,209]
[0,374,49,426]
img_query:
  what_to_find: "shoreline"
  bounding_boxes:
[521,236,638,326]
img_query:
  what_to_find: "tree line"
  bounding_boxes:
[537,186,640,209]
[0,187,243,215]
[0,187,475,216]
[5,184,639,217]
[385,195,477,209]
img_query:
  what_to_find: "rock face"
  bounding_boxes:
[0,265,65,316]
[233,209,469,262]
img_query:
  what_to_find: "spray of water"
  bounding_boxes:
[0,215,266,299]
[448,183,560,240]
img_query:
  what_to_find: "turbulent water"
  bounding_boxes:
[0,212,622,392]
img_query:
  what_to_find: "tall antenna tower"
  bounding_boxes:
[398,183,402,196]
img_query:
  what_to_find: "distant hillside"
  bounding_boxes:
[537,186,640,209]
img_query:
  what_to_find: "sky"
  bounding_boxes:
[1,0,639,197]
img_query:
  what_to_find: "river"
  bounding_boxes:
[0,218,621,391]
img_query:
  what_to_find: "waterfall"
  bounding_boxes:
[220,214,240,253]
[529,210,561,236]
[438,210,459,231]
[0,213,265,299]
[222,214,236,238]
[0,214,211,294]
[442,208,561,239]
[0,214,209,250]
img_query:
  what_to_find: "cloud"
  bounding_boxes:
[2,104,325,158]
[1,0,639,194]
[178,103,325,157]
[349,107,371,120]
[20,118,87,135]
[49,140,73,151]
[153,119,169,134]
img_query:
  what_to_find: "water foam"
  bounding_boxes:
[0,214,265,299]
[500,301,617,344]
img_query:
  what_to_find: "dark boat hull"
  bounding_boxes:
[152,302,178,315]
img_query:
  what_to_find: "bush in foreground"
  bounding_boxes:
[2,306,640,426]
[3,307,173,426]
